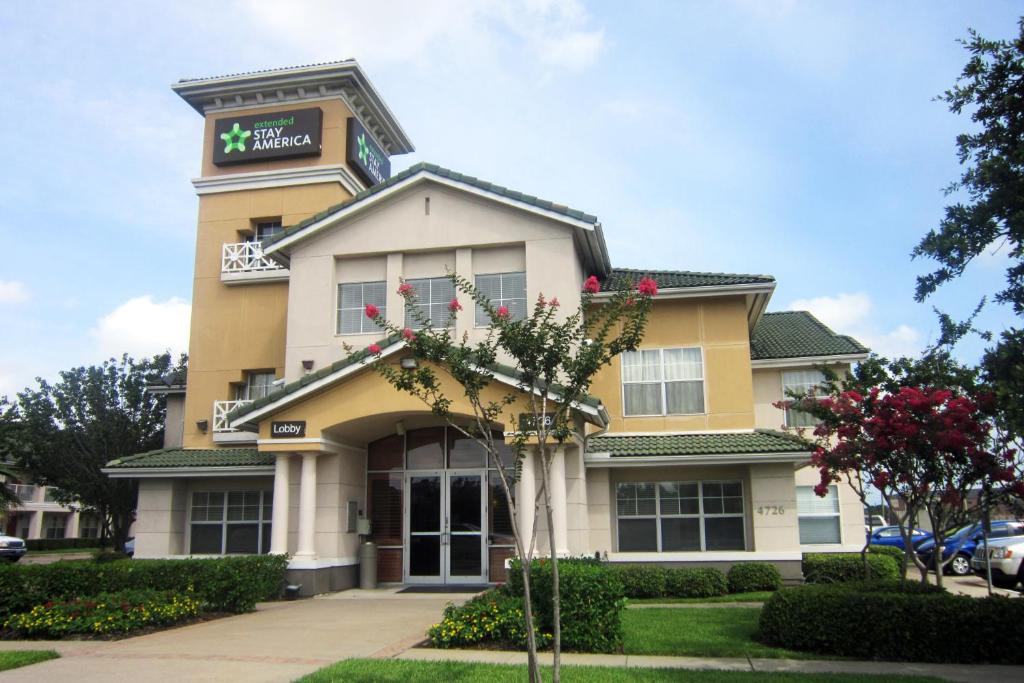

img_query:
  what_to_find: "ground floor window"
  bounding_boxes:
[79,513,100,539]
[616,480,745,552]
[43,513,67,539]
[797,485,841,544]
[189,490,273,555]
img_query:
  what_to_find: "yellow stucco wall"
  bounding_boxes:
[590,297,755,431]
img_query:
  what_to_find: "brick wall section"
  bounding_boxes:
[378,548,403,583]
[489,547,514,583]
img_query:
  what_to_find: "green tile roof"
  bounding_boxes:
[751,311,869,360]
[106,448,274,469]
[586,429,812,457]
[263,162,598,253]
[598,268,775,292]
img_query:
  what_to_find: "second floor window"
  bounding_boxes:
[405,277,456,330]
[782,370,827,427]
[251,220,283,245]
[338,281,387,335]
[237,372,276,401]
[475,272,526,326]
[622,348,704,416]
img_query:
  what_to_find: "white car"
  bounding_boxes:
[971,535,1024,589]
[0,534,27,562]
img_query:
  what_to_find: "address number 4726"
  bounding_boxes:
[757,506,785,516]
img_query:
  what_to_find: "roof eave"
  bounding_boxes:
[750,352,870,369]
[584,451,811,468]
[104,465,276,479]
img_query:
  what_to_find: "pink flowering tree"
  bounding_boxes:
[359,271,655,682]
[787,375,1012,587]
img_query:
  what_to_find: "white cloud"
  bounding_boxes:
[787,291,923,359]
[90,296,191,360]
[0,280,29,303]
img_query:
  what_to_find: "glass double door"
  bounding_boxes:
[405,470,486,584]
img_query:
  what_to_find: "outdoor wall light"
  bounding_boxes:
[301,359,314,372]
[395,420,406,436]
[400,356,418,370]
[196,419,209,432]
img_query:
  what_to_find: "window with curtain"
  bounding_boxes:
[797,485,841,544]
[622,348,704,416]
[616,480,745,552]
[474,272,526,326]
[237,372,276,401]
[782,370,827,427]
[189,490,273,555]
[337,281,387,335]
[253,220,283,244]
[405,277,456,330]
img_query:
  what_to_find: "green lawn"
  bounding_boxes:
[295,659,942,682]
[630,592,774,605]
[622,608,816,659]
[0,650,60,672]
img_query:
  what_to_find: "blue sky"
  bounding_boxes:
[0,1,1019,395]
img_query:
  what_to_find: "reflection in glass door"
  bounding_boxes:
[405,470,486,584]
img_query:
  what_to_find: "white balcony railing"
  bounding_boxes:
[221,241,285,274]
[4,484,36,502]
[213,400,252,433]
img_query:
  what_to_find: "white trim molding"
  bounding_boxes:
[193,164,365,197]
[102,466,275,479]
[585,451,811,468]
[751,353,869,369]
[287,556,359,570]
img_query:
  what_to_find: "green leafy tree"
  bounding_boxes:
[0,398,27,513]
[362,272,656,683]
[6,353,185,549]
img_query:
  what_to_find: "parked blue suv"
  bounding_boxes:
[916,520,1024,576]
[867,525,932,550]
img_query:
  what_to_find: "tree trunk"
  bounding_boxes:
[538,443,561,683]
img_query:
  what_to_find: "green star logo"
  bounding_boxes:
[358,133,372,164]
[220,122,251,154]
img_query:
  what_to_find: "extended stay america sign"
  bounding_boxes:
[212,108,323,166]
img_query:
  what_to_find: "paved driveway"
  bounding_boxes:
[0,589,465,682]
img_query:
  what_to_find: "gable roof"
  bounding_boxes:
[586,430,811,458]
[750,311,869,361]
[597,268,775,292]
[261,162,611,276]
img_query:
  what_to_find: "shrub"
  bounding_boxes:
[94,551,130,563]
[428,590,549,650]
[664,567,728,598]
[867,544,907,561]
[3,589,201,638]
[802,552,899,583]
[24,538,98,552]
[758,581,1024,664]
[506,558,625,653]
[607,564,667,598]
[727,562,782,593]
[0,555,288,619]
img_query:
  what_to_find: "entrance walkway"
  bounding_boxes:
[0,590,468,682]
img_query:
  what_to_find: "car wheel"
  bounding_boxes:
[949,554,971,576]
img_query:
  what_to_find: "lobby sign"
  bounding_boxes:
[212,108,323,166]
[346,118,390,186]
[270,421,307,438]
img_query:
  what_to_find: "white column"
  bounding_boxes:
[270,454,291,555]
[27,511,42,540]
[550,446,570,556]
[295,452,318,559]
[65,511,80,538]
[518,448,536,556]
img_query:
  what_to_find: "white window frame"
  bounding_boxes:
[474,272,527,327]
[187,490,273,555]
[237,372,276,401]
[252,219,283,245]
[796,484,842,545]
[615,480,746,552]
[781,369,827,428]
[336,281,387,335]
[404,276,456,330]
[43,513,67,540]
[620,347,706,417]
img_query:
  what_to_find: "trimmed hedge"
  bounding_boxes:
[867,544,907,560]
[24,538,98,552]
[759,581,1024,664]
[665,567,728,598]
[802,552,900,583]
[3,589,201,638]
[727,562,781,593]
[506,558,625,652]
[607,565,666,598]
[0,555,288,619]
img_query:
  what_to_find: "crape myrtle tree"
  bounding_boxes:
[785,352,1016,587]
[5,353,185,549]
[362,271,656,683]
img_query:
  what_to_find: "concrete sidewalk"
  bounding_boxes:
[398,647,1024,682]
[0,590,467,682]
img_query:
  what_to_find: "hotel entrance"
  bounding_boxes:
[366,424,517,586]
